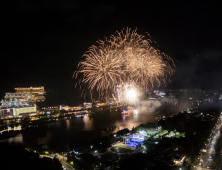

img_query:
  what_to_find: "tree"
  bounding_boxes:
[21,116,30,129]
[0,143,63,170]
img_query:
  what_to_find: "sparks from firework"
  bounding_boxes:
[107,28,174,88]
[75,46,125,97]
[74,28,175,99]
[116,83,140,104]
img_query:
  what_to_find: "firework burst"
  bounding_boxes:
[74,46,125,97]
[74,28,175,99]
[108,28,174,87]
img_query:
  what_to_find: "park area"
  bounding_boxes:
[117,145,131,150]
[110,145,133,155]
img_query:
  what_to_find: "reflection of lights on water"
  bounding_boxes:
[66,119,70,129]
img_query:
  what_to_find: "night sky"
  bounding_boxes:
[1,1,222,104]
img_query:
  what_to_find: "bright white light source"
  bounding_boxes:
[133,109,138,114]
[125,87,138,103]
[127,89,137,98]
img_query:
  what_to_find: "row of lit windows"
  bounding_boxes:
[42,107,58,109]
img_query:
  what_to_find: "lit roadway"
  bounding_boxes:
[56,154,75,170]
[195,120,221,170]
[61,160,75,170]
[201,140,215,169]
[40,154,74,170]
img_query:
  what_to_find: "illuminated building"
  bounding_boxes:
[124,133,145,150]
[139,130,147,136]
[0,87,44,117]
[40,105,83,115]
[59,105,82,111]
[0,106,36,117]
[96,103,105,107]
[1,86,45,107]
[15,86,45,102]
[83,102,92,108]
[42,106,59,111]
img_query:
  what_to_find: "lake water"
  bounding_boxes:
[48,111,155,132]
[1,101,190,145]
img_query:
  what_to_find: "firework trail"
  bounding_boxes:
[108,28,174,87]
[74,28,175,99]
[74,46,125,97]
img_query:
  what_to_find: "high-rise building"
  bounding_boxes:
[1,86,45,107]
[0,86,45,117]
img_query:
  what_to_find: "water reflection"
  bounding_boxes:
[0,110,155,145]
[83,114,93,131]
[8,133,23,143]
[66,119,70,130]
[47,111,155,134]
[2,102,190,145]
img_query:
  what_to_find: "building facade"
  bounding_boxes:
[0,86,45,117]
[1,86,45,107]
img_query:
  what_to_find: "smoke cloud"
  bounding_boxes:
[137,100,162,113]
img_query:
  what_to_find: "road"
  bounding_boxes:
[195,137,216,170]
[195,117,221,170]
[61,160,75,170]
[40,154,74,170]
[202,130,220,169]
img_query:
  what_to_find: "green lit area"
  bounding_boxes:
[117,145,132,150]
[157,130,167,136]
[176,132,185,138]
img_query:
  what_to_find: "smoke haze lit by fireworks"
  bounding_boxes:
[74,28,175,99]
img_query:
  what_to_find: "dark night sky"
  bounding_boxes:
[1,1,222,104]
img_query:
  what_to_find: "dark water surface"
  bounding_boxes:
[43,111,156,145]
[1,111,155,145]
[2,102,190,145]
[48,111,155,132]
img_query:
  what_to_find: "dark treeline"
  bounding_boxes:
[0,142,62,170]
